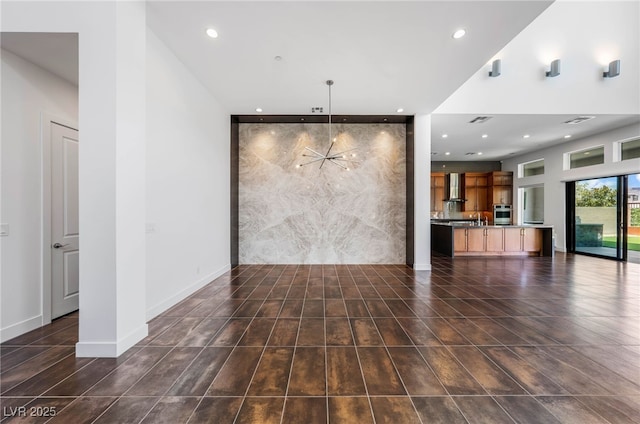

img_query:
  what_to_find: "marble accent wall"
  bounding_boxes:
[239,123,406,264]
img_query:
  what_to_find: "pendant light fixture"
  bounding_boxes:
[296,80,357,170]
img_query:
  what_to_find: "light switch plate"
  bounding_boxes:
[0,223,9,236]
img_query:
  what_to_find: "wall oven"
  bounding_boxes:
[493,204,512,225]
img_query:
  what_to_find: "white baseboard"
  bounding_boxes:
[76,323,148,358]
[0,315,43,343]
[146,263,231,321]
[413,263,432,271]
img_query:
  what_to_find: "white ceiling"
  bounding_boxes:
[431,113,640,161]
[3,1,638,162]
[145,0,552,115]
[0,32,78,86]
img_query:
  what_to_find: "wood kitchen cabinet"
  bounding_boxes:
[504,228,523,252]
[522,227,542,252]
[485,227,504,252]
[464,172,488,212]
[454,228,468,253]
[433,223,553,257]
[454,226,543,256]
[505,227,542,254]
[467,228,485,252]
[431,172,445,213]
[490,186,513,205]
[489,171,513,186]
[488,171,513,205]
[454,227,504,253]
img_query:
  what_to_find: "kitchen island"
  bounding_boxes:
[432,222,554,257]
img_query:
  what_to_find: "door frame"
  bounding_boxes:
[42,113,79,325]
[566,175,628,261]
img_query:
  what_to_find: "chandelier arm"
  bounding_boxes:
[331,147,358,155]
[304,146,326,157]
[299,157,326,166]
[327,159,348,169]
[297,79,356,171]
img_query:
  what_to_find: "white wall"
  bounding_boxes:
[145,28,230,320]
[0,48,78,341]
[2,1,149,357]
[502,122,640,251]
[436,1,640,115]
[414,114,431,270]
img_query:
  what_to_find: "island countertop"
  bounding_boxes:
[431,221,554,229]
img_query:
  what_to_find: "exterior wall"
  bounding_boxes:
[575,207,617,236]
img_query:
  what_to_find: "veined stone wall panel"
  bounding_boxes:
[239,123,406,264]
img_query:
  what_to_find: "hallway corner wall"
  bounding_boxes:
[145,28,231,320]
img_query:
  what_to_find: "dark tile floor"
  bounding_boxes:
[1,254,639,423]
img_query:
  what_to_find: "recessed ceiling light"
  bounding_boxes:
[274,56,282,61]
[206,28,219,39]
[564,134,572,139]
[477,152,483,155]
[396,108,404,113]
[523,134,530,139]
[255,107,263,113]
[452,29,466,39]
[442,134,448,138]
[445,152,451,156]
[481,134,488,139]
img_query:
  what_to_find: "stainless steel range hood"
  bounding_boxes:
[444,173,465,202]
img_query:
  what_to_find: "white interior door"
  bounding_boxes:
[51,123,79,319]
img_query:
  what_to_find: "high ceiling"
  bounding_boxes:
[3,1,638,162]
[145,1,552,115]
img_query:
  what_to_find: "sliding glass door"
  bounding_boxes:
[626,174,640,263]
[567,175,637,262]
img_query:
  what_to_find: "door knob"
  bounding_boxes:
[52,243,68,249]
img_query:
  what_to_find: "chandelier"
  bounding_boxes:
[296,80,357,171]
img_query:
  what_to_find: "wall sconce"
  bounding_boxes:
[489,59,501,77]
[545,59,561,77]
[603,60,620,78]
